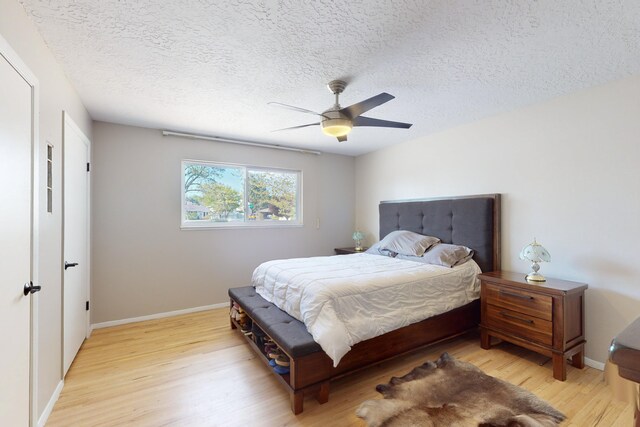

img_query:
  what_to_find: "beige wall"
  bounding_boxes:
[1,0,93,421]
[355,74,640,365]
[91,122,355,323]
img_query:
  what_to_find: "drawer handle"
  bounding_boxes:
[499,290,534,301]
[500,311,534,324]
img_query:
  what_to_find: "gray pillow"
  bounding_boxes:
[364,241,397,257]
[377,230,440,257]
[397,243,475,268]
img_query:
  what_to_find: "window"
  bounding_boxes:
[182,160,301,228]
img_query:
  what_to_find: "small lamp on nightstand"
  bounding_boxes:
[519,238,551,282]
[352,231,365,251]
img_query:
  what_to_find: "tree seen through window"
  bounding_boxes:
[182,161,300,226]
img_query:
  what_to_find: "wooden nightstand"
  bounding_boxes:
[478,271,588,381]
[334,247,367,255]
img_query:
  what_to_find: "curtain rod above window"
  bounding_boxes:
[162,130,322,155]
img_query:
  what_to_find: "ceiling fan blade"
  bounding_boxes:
[340,93,395,119]
[268,102,328,118]
[337,135,348,142]
[353,116,413,129]
[272,122,320,132]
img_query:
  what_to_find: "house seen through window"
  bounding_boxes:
[182,160,301,227]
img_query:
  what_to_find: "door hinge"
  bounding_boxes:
[86,162,90,172]
[86,300,90,311]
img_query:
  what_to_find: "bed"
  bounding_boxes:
[228,194,501,413]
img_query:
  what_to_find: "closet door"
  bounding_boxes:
[0,49,35,426]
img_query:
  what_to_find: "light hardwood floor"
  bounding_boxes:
[47,308,633,426]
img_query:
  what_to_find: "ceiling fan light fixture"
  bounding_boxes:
[321,118,352,137]
[270,79,412,141]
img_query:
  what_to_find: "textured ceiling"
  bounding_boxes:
[19,0,640,156]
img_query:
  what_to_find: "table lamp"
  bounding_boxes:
[519,238,551,282]
[352,231,365,251]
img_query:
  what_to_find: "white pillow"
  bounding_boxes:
[378,230,440,257]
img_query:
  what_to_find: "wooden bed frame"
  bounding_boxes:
[229,194,501,413]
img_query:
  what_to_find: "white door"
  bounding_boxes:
[63,113,90,375]
[0,50,35,425]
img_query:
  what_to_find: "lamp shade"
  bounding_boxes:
[519,238,551,263]
[519,238,550,282]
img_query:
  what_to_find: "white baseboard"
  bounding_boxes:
[585,357,605,371]
[91,302,228,330]
[38,380,63,427]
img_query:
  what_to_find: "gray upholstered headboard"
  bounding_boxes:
[379,194,501,272]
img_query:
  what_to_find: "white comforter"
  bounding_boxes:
[252,253,481,366]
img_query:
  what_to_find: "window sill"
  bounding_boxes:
[181,222,304,230]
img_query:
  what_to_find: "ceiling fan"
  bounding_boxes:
[269,80,412,142]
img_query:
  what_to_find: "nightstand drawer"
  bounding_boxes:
[484,283,552,321]
[485,304,552,346]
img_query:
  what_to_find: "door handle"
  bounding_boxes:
[64,261,79,270]
[24,281,42,296]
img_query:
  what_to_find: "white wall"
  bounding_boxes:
[355,74,640,364]
[0,0,93,421]
[91,122,355,323]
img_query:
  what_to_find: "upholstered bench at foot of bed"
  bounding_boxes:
[228,286,328,414]
[228,285,481,415]
[228,286,321,358]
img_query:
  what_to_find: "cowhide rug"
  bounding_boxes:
[356,353,565,427]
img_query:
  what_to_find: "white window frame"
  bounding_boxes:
[181,159,303,229]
